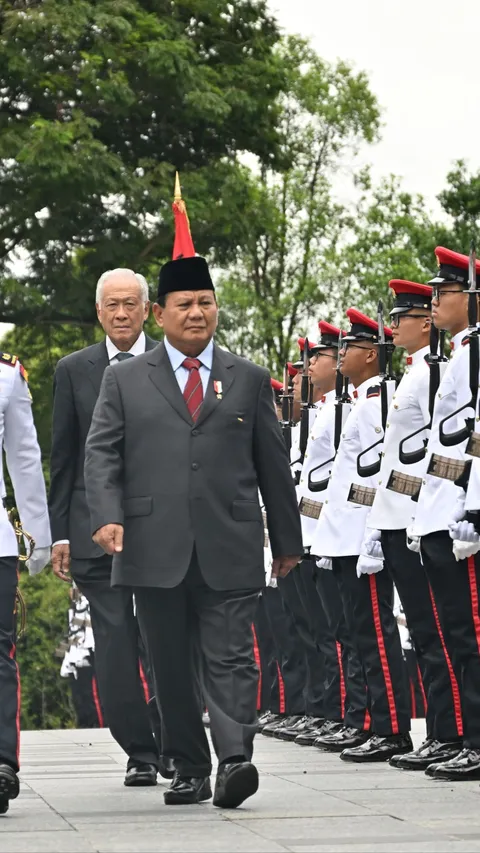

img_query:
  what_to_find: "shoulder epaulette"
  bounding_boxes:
[19,363,28,382]
[0,353,18,367]
[366,385,381,398]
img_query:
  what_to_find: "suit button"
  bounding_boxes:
[191,462,199,471]
[192,429,199,437]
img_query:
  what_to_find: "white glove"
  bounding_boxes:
[406,525,421,554]
[316,557,333,570]
[25,546,51,576]
[268,576,278,588]
[356,554,384,578]
[449,520,480,561]
[362,528,383,560]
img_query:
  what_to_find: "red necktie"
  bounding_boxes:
[183,357,203,421]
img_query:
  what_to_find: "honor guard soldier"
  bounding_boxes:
[0,353,51,813]
[412,246,480,780]
[312,309,412,763]
[295,321,369,749]
[365,280,464,770]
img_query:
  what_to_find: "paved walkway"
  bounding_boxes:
[3,721,480,852]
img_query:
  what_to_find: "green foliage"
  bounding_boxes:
[17,570,74,730]
[0,0,285,324]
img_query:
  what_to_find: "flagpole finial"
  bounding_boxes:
[174,171,182,202]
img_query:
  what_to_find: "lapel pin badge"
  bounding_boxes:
[213,380,223,400]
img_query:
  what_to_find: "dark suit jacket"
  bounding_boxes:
[48,334,159,559]
[84,342,302,590]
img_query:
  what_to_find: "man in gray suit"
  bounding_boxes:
[49,268,163,786]
[84,255,303,808]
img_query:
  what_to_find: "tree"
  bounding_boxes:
[214,37,382,375]
[0,0,286,325]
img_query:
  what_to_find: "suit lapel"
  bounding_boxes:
[196,345,235,428]
[145,334,159,352]
[147,342,192,426]
[87,341,109,396]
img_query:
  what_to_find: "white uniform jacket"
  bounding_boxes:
[414,329,473,537]
[368,346,430,531]
[0,355,51,557]
[311,376,383,558]
[296,391,336,547]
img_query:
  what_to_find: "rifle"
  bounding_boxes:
[298,337,315,466]
[279,363,294,455]
[356,300,396,478]
[439,240,479,447]
[398,324,448,465]
[308,330,351,492]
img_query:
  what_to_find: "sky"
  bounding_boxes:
[271,0,478,211]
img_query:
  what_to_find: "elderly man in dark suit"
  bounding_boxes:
[49,268,164,787]
[84,255,303,809]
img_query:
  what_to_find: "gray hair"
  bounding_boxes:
[95,268,150,304]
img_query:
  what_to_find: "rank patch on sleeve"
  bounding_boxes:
[0,353,18,367]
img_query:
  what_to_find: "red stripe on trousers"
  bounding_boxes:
[368,574,399,735]
[336,642,346,718]
[427,582,463,737]
[276,661,286,714]
[416,662,428,717]
[364,707,371,732]
[139,661,150,704]
[251,625,262,711]
[467,556,480,656]
[409,675,417,718]
[92,676,104,728]
[9,643,21,765]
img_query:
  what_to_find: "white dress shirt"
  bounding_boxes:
[311,376,383,558]
[368,346,431,531]
[106,330,146,362]
[413,328,473,537]
[0,358,51,557]
[296,390,337,547]
[164,337,214,396]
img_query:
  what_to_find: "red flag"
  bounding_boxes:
[172,171,195,260]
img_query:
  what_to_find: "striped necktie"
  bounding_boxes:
[115,352,134,362]
[182,357,203,421]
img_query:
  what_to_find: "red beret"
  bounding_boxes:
[388,280,432,316]
[430,246,480,287]
[318,320,341,337]
[287,362,299,377]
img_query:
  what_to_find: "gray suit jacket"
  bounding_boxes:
[84,342,302,590]
[48,335,159,559]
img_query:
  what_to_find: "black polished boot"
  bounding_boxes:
[390,738,462,771]
[340,733,413,763]
[262,714,302,737]
[0,765,19,813]
[275,715,316,741]
[314,725,370,753]
[426,748,480,780]
[213,761,259,808]
[164,772,212,804]
[294,717,327,746]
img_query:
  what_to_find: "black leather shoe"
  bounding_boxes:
[390,738,462,771]
[297,718,342,747]
[0,765,19,807]
[294,717,327,746]
[262,714,301,737]
[164,772,212,805]
[213,762,259,808]
[124,763,158,787]
[340,733,413,763]
[159,756,176,780]
[426,747,480,780]
[314,725,370,753]
[258,711,279,732]
[274,715,314,741]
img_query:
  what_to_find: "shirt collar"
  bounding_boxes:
[164,337,214,372]
[354,374,381,400]
[406,345,430,367]
[106,330,146,361]
[450,327,469,352]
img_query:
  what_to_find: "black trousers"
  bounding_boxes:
[260,585,307,715]
[0,557,20,772]
[421,531,480,748]
[314,566,370,730]
[253,594,279,713]
[277,568,324,716]
[295,558,343,721]
[332,556,411,737]
[382,529,463,742]
[71,554,158,767]
[134,554,261,778]
[69,658,104,729]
